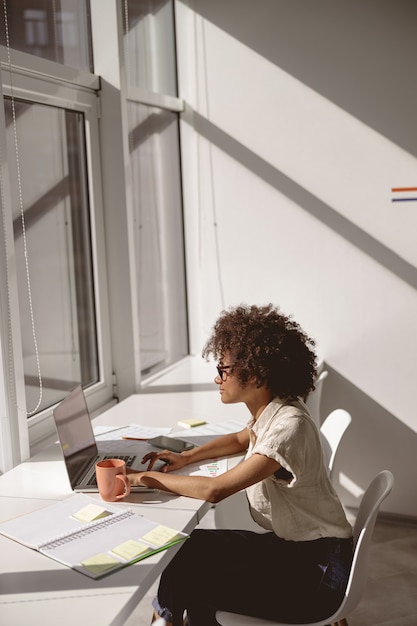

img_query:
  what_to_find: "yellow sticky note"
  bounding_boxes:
[81,553,120,575]
[72,504,111,523]
[112,539,151,560]
[177,418,207,428]
[141,525,180,547]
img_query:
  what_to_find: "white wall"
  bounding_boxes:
[176,0,417,517]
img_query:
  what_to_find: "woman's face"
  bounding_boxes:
[214,353,255,405]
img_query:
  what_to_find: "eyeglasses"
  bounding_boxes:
[216,365,234,381]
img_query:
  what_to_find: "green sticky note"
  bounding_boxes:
[112,539,151,560]
[81,553,120,575]
[72,503,111,523]
[141,525,180,547]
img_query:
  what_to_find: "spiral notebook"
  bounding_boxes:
[0,494,188,579]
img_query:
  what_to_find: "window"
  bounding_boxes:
[123,0,189,375]
[0,0,92,71]
[5,98,99,414]
[128,101,188,372]
[124,0,177,95]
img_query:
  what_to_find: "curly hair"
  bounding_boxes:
[202,303,317,402]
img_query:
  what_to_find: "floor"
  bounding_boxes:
[125,507,417,626]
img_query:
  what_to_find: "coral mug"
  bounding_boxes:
[95,458,131,502]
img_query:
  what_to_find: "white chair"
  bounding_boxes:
[216,470,394,626]
[320,409,352,480]
[215,409,352,531]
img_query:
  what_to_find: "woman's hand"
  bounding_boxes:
[126,448,194,487]
[141,449,190,473]
[126,470,148,487]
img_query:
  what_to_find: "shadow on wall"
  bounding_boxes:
[184,0,417,158]
[320,364,416,521]
[181,0,417,290]
[184,108,417,292]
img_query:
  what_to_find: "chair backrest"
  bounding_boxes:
[320,409,352,478]
[337,470,394,617]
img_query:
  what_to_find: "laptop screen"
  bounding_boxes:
[53,385,98,487]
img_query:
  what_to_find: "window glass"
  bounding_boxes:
[5,98,98,414]
[128,101,188,373]
[0,0,93,72]
[124,0,177,96]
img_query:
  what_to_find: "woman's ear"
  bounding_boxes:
[251,376,265,389]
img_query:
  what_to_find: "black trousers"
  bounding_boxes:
[153,528,353,626]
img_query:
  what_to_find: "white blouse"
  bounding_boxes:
[245,397,353,541]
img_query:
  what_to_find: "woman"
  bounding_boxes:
[128,303,353,625]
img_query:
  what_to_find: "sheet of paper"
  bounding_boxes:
[96,438,157,456]
[174,458,227,478]
[95,424,172,441]
[171,418,247,446]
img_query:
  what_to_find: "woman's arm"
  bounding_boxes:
[128,450,281,504]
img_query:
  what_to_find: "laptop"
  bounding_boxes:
[52,384,159,492]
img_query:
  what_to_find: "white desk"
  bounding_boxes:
[0,384,246,503]
[0,382,247,625]
[0,440,215,519]
[93,388,246,432]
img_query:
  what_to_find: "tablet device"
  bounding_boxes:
[148,435,194,453]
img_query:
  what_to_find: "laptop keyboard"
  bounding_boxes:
[86,454,136,486]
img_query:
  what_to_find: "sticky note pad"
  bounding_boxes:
[112,539,151,561]
[141,525,180,547]
[72,504,111,523]
[177,418,207,428]
[81,553,120,575]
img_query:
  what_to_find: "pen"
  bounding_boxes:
[122,436,150,441]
